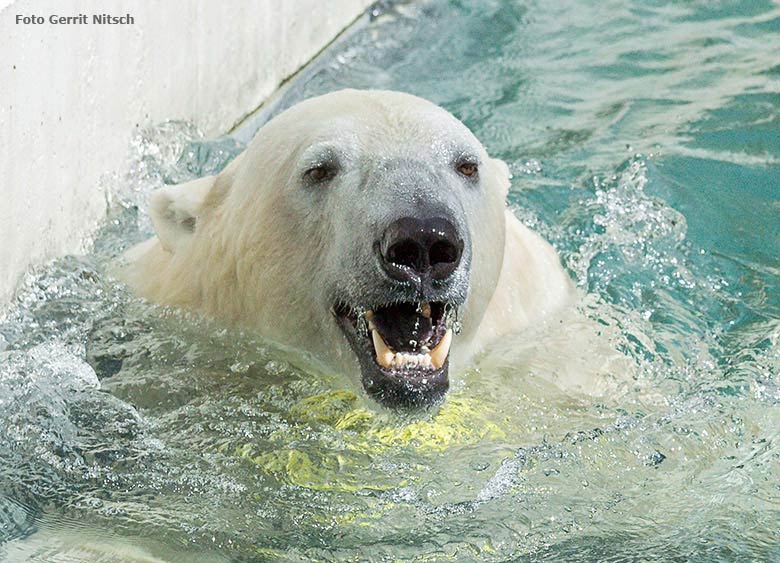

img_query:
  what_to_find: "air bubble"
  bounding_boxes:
[356,314,369,338]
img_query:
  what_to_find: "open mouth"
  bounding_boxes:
[333,300,458,408]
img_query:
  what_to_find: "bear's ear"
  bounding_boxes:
[489,157,511,198]
[149,175,215,253]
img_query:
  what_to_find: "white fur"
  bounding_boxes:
[119,89,577,383]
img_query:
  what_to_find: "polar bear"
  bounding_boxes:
[121,89,575,408]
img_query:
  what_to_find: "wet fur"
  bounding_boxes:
[120,89,576,385]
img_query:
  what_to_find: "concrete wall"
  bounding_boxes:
[0,0,371,304]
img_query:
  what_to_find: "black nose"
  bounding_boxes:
[379,217,464,283]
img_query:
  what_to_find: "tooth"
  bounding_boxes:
[430,329,453,369]
[394,352,404,367]
[372,330,394,368]
[423,354,432,369]
[365,310,374,320]
[421,302,431,318]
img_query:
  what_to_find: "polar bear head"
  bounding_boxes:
[132,90,511,409]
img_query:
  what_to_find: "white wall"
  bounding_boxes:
[0,0,371,304]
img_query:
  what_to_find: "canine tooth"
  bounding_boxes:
[364,310,376,332]
[371,330,394,368]
[430,329,453,369]
[421,302,432,318]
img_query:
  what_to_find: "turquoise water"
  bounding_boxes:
[2,1,780,560]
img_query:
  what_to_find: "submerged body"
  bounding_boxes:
[121,89,576,407]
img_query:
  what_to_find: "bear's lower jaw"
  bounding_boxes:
[333,300,457,409]
[360,359,449,409]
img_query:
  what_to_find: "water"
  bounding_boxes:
[2,0,779,560]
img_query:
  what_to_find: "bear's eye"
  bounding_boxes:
[456,161,478,178]
[304,164,337,184]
